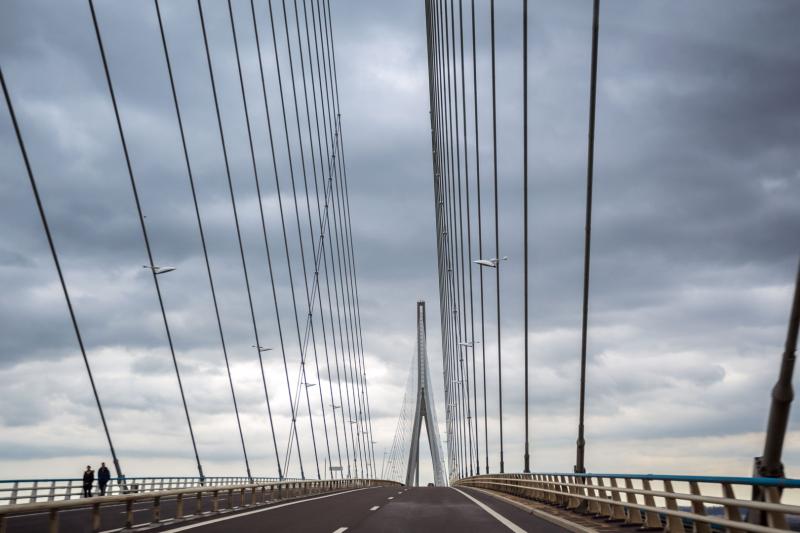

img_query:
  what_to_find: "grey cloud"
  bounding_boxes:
[1,0,799,482]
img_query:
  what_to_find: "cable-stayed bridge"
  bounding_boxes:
[1,0,799,532]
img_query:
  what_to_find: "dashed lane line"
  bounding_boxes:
[332,528,348,533]
[370,505,380,511]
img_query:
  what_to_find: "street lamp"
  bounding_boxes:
[143,265,176,275]
[252,345,273,352]
[473,256,508,268]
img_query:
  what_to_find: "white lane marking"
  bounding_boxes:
[332,528,348,533]
[369,505,380,511]
[397,491,402,494]
[120,508,150,514]
[155,488,370,532]
[387,496,394,500]
[452,488,526,533]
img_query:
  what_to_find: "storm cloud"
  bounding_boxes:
[1,0,799,483]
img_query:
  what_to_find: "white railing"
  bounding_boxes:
[0,478,402,533]
[0,476,290,505]
[456,473,800,532]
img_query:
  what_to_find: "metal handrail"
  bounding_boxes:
[0,476,297,505]
[0,478,403,533]
[527,472,800,489]
[456,473,799,532]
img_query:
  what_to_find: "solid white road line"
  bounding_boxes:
[155,488,370,532]
[452,488,526,533]
[369,505,380,511]
[332,528,348,533]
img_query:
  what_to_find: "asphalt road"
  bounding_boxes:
[4,486,569,532]
[150,485,568,532]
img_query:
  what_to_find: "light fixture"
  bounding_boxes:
[143,265,176,275]
[473,256,508,268]
[252,345,273,352]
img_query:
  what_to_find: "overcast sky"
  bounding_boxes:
[1,0,799,485]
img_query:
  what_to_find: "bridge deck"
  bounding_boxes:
[3,486,573,532]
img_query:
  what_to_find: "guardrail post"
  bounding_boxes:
[125,499,133,528]
[48,508,58,533]
[30,480,39,503]
[176,493,184,519]
[623,478,642,526]
[227,488,233,510]
[763,487,789,529]
[595,477,613,518]
[212,490,219,513]
[721,483,744,533]
[65,480,72,501]
[48,480,56,502]
[586,477,602,515]
[661,480,685,533]
[9,482,18,506]
[559,475,570,506]
[608,478,627,521]
[195,490,203,515]
[640,479,662,528]
[688,481,710,533]
[153,495,161,524]
[91,502,101,532]
[565,475,578,509]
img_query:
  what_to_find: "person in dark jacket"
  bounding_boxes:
[82,465,94,497]
[97,462,111,496]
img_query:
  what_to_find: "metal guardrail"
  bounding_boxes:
[0,476,292,505]
[0,478,402,533]
[456,473,800,532]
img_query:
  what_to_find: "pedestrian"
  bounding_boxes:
[98,462,111,496]
[82,465,95,498]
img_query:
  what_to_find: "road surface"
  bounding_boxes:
[4,485,569,532]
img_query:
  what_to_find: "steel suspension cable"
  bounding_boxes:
[231,0,307,480]
[329,141,368,477]
[88,0,204,480]
[322,0,378,474]
[265,0,320,480]
[333,120,376,477]
[293,0,342,475]
[277,0,331,479]
[201,0,289,480]
[523,0,531,475]
[438,0,464,477]
[155,0,256,480]
[301,0,345,477]
[248,0,305,480]
[318,2,367,477]
[457,0,477,476]
[446,0,470,478]
[490,0,505,474]
[312,0,358,477]
[470,0,489,475]
[576,0,600,475]
[1,69,125,481]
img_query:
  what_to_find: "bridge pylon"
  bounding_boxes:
[405,301,447,486]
